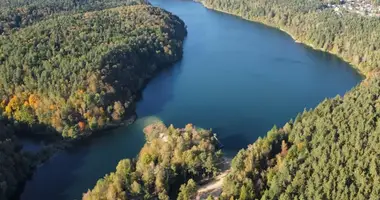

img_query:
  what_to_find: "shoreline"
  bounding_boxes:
[14,113,138,199]
[199,2,367,79]
[15,47,187,200]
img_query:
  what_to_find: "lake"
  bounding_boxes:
[20,0,361,199]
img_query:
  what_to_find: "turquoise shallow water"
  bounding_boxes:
[20,0,361,199]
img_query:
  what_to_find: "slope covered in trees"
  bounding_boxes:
[0,1,187,198]
[0,119,32,200]
[83,123,223,200]
[203,0,380,74]
[198,0,380,199]
[0,0,147,34]
[0,5,187,138]
[221,77,380,200]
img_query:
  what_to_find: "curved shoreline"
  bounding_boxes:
[199,1,367,79]
[191,1,368,197]
[20,0,366,198]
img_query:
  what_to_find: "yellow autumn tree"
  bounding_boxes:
[28,94,39,109]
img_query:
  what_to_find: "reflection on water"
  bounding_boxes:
[20,0,362,199]
[20,139,43,153]
[21,116,162,200]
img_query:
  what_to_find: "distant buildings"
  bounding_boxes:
[326,0,380,17]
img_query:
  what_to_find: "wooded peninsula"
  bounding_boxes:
[1,0,379,199]
[0,0,187,199]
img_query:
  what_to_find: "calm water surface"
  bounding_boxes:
[21,0,361,199]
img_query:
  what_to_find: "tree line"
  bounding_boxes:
[0,4,187,138]
[219,77,380,200]
[203,0,380,74]
[0,0,147,34]
[0,118,32,200]
[0,0,187,199]
[200,0,380,199]
[83,123,223,200]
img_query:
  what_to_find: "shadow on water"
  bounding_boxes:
[19,32,185,200]
[19,108,166,200]
[136,60,183,118]
[222,11,361,80]
[18,58,182,200]
[19,0,363,199]
[219,133,250,151]
[20,147,89,200]
[20,115,164,200]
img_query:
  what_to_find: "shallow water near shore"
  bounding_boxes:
[20,0,361,199]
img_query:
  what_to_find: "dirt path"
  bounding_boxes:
[195,157,231,199]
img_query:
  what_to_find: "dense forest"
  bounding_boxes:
[0,4,187,138]
[83,123,223,200]
[221,78,380,199]
[0,0,187,199]
[0,0,147,34]
[0,119,32,200]
[199,0,380,199]
[2,0,380,198]
[203,0,380,75]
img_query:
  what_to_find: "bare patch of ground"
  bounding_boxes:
[195,157,231,199]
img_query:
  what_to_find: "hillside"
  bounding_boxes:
[0,5,187,138]
[200,0,380,199]
[0,1,187,198]
[0,119,32,200]
[203,0,380,75]
[0,0,147,34]
[221,78,380,199]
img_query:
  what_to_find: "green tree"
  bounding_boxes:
[177,179,197,200]
[84,123,222,200]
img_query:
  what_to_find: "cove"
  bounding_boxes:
[20,0,362,199]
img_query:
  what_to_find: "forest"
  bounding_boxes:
[220,78,380,199]
[0,3,187,138]
[2,0,380,198]
[0,119,32,200]
[0,0,147,34]
[199,0,380,199]
[0,0,187,199]
[203,0,380,75]
[83,123,223,200]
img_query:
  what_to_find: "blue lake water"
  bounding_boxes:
[20,0,361,199]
